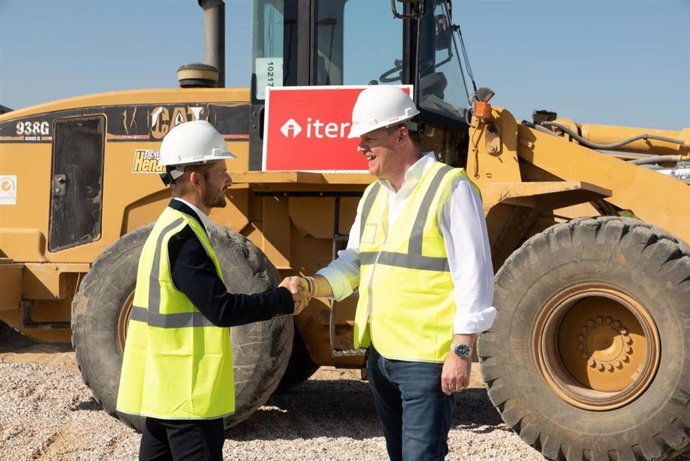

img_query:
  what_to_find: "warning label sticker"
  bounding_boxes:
[0,175,17,205]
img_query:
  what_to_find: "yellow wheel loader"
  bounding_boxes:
[0,1,687,459]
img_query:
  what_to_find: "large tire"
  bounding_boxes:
[478,217,690,461]
[274,328,319,393]
[71,223,293,431]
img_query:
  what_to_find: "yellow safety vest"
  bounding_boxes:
[353,162,479,362]
[117,207,234,420]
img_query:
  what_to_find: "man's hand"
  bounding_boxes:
[279,276,311,314]
[441,353,471,396]
[441,334,476,395]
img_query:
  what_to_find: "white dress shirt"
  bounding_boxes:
[173,198,212,233]
[317,152,496,335]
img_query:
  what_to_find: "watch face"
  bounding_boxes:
[454,343,471,358]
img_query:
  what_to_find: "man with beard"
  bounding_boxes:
[117,120,308,460]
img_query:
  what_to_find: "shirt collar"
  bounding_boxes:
[173,198,212,232]
[379,151,437,194]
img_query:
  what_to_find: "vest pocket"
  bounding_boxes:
[361,223,379,245]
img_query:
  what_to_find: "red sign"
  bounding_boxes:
[262,85,412,171]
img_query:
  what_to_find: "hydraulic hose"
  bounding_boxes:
[541,121,685,151]
[629,155,686,165]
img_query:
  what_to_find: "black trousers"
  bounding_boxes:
[140,417,224,461]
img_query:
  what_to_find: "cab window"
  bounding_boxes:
[417,0,470,122]
[315,0,402,86]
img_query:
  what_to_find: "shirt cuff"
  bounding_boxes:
[316,266,354,301]
[453,306,497,334]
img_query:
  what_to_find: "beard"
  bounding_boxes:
[202,186,226,209]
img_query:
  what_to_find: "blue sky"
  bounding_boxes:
[1,0,688,130]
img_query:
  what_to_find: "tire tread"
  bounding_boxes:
[478,216,690,461]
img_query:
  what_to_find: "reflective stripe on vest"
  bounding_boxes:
[127,217,217,328]
[117,207,235,420]
[353,162,477,362]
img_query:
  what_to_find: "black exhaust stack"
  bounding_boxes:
[198,0,225,87]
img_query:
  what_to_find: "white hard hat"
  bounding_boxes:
[159,120,236,167]
[347,86,420,139]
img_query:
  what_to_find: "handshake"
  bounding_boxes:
[279,276,317,315]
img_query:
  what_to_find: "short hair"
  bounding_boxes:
[167,163,214,195]
[386,122,423,146]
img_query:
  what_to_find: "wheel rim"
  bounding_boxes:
[533,283,660,410]
[117,291,135,353]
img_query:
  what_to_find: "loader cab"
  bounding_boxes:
[248,0,471,169]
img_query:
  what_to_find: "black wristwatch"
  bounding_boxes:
[451,342,472,359]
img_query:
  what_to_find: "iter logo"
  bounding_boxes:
[264,85,374,171]
[280,118,302,138]
[280,117,351,139]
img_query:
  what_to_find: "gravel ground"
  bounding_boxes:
[0,326,544,461]
[0,329,687,461]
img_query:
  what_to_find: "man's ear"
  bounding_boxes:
[398,127,408,143]
[188,170,203,190]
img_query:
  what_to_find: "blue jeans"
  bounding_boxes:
[367,347,455,461]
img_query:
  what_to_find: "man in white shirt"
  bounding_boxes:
[303,86,495,461]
